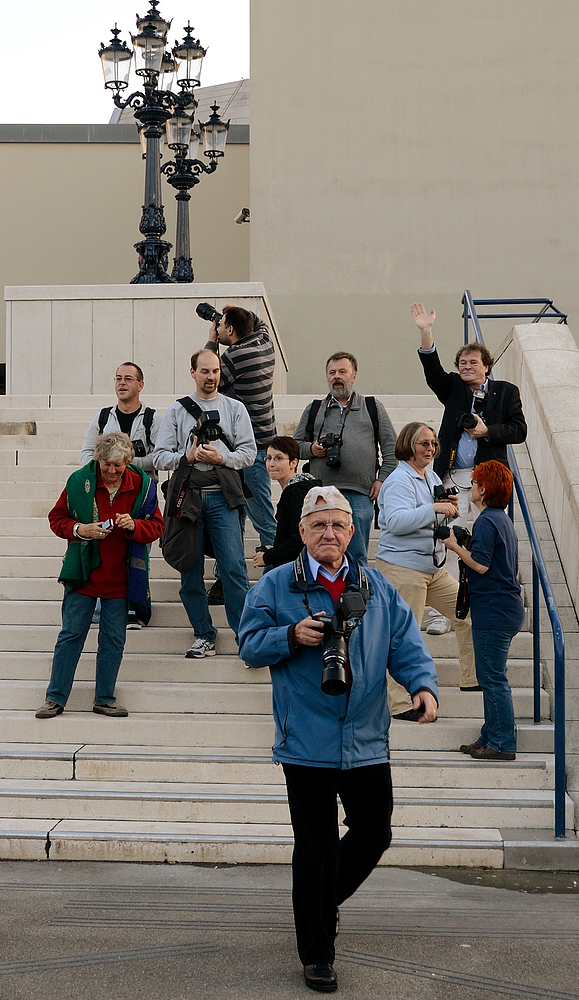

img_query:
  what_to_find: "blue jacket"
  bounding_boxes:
[238,553,439,769]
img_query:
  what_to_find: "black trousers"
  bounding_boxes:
[282,761,393,965]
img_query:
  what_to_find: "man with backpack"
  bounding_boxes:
[293,352,397,565]
[80,362,160,479]
[80,362,161,629]
[153,349,256,658]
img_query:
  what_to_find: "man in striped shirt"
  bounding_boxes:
[205,305,278,600]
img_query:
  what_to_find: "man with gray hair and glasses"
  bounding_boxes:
[239,485,438,993]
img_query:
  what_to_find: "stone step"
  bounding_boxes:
[0,651,535,689]
[0,449,80,467]
[0,709,554,752]
[0,625,239,655]
[0,818,505,867]
[0,742,554,790]
[0,555,263,581]
[1,678,549,721]
[0,777,568,830]
[0,652,266,683]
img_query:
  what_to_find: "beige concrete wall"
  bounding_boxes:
[250,0,579,394]
[0,138,249,365]
[5,284,287,396]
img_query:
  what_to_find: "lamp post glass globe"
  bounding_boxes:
[99,25,132,90]
[173,23,206,90]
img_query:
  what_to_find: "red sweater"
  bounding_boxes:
[48,468,164,599]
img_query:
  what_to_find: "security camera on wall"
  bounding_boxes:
[234,208,250,224]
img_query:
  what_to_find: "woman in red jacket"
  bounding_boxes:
[35,432,164,720]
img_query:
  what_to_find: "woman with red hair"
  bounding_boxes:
[443,460,525,760]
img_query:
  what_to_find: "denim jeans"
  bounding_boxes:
[243,449,277,547]
[471,627,517,754]
[180,489,250,643]
[46,591,127,707]
[342,489,373,566]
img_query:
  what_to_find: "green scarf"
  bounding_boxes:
[58,461,149,592]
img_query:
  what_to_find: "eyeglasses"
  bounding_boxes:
[471,479,478,486]
[306,520,351,534]
[115,375,139,383]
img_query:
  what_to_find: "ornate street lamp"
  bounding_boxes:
[161,104,230,282]
[99,2,202,283]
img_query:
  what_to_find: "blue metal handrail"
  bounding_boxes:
[462,290,567,837]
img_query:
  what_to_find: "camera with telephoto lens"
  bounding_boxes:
[196,410,221,445]
[196,301,223,326]
[457,387,488,430]
[315,591,367,696]
[131,438,146,458]
[318,432,342,469]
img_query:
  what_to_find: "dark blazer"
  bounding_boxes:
[262,475,322,568]
[418,348,527,477]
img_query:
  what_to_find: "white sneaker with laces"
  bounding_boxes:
[426,615,452,635]
[185,638,216,658]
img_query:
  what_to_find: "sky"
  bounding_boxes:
[1,1,249,125]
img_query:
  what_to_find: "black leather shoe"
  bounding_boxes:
[460,685,483,692]
[304,964,337,992]
[206,580,224,605]
[93,704,129,717]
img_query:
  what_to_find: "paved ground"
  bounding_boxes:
[0,860,577,1000]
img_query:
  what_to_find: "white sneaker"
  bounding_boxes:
[185,638,216,659]
[426,615,452,635]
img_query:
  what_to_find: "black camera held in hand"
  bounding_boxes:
[196,301,223,327]
[432,484,459,565]
[195,410,222,445]
[433,484,459,503]
[457,387,488,431]
[318,432,342,470]
[434,523,471,545]
[316,591,367,696]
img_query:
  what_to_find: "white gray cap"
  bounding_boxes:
[300,485,353,520]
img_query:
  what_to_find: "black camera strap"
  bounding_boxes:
[177,396,234,452]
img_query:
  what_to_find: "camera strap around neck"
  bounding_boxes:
[293,550,370,602]
[177,396,234,452]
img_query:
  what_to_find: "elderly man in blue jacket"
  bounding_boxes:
[239,485,438,993]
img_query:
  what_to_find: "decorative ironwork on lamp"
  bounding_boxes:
[99,2,230,284]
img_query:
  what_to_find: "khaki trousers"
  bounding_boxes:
[376,558,477,715]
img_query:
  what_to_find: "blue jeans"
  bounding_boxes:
[342,490,373,566]
[243,450,277,547]
[46,591,127,707]
[180,489,250,643]
[471,627,517,754]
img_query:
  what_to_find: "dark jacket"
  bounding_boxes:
[418,348,527,477]
[262,474,322,567]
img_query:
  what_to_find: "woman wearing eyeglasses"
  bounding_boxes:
[443,460,525,760]
[375,422,477,720]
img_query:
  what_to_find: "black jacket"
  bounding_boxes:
[262,475,322,568]
[419,348,527,477]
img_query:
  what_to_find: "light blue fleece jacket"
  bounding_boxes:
[376,461,446,573]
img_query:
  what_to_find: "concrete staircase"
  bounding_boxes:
[0,394,572,867]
